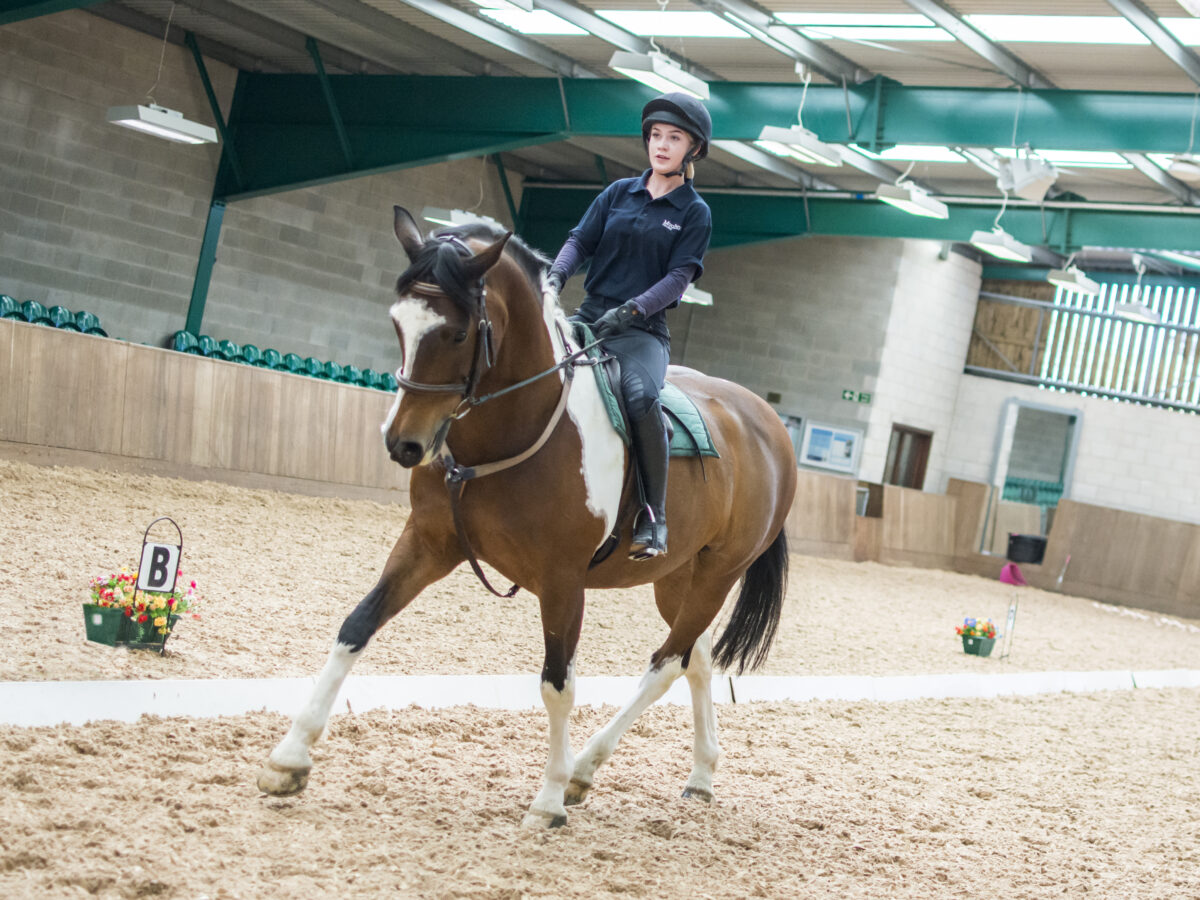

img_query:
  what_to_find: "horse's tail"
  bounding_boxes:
[713,527,789,675]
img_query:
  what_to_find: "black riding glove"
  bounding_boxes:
[593,300,640,338]
[545,271,564,294]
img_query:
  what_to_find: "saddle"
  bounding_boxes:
[570,322,719,459]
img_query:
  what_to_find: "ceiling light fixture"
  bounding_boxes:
[608,50,709,100]
[755,64,842,168]
[1114,254,1161,323]
[106,4,218,145]
[421,207,501,228]
[681,284,713,306]
[969,227,1033,263]
[107,104,217,144]
[755,128,843,167]
[872,162,948,219]
[996,146,1057,201]
[1047,265,1099,296]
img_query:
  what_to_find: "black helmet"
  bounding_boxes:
[641,92,711,162]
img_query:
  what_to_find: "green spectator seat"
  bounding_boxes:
[304,357,324,378]
[73,311,107,336]
[197,335,219,357]
[170,331,199,353]
[379,372,398,392]
[1,295,21,319]
[358,368,381,389]
[262,348,284,369]
[241,343,263,366]
[282,353,304,373]
[322,361,344,382]
[342,364,362,385]
[216,339,240,362]
[48,306,79,330]
[21,300,52,326]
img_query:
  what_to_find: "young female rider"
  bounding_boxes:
[546,93,713,561]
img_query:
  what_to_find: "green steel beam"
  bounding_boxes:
[491,154,521,234]
[186,200,226,336]
[0,0,102,24]
[982,266,1200,290]
[518,185,1200,257]
[305,37,355,171]
[213,74,1200,202]
[184,31,245,192]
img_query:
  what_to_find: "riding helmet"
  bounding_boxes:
[641,92,711,162]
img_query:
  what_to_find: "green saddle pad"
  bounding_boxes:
[572,323,719,458]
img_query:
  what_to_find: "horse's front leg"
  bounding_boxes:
[521,586,585,830]
[257,526,458,796]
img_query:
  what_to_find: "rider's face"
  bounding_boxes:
[647,124,694,177]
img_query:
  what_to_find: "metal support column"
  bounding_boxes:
[186,200,226,336]
[306,37,355,170]
[184,31,245,191]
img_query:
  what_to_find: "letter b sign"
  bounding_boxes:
[137,543,180,594]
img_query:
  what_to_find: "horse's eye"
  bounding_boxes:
[453,330,469,344]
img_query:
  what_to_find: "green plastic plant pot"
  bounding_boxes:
[961,635,996,657]
[82,604,124,646]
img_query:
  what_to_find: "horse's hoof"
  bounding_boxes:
[563,778,591,806]
[256,759,310,796]
[681,786,714,804]
[520,810,568,830]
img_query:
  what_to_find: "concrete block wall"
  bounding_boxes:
[944,375,1200,526]
[0,12,228,344]
[674,234,902,451]
[1,11,519,372]
[1009,406,1075,482]
[858,241,982,490]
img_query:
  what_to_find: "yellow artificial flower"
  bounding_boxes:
[154,616,167,628]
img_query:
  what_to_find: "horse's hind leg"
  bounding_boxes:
[566,570,734,807]
[257,526,457,796]
[681,630,719,803]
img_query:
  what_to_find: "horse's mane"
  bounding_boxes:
[395,221,550,317]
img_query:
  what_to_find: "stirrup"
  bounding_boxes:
[629,511,667,561]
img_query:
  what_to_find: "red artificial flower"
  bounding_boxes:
[167,598,175,607]
[124,608,133,617]
[138,613,149,623]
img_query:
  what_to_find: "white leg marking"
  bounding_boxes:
[682,632,719,801]
[269,642,360,771]
[380,297,447,441]
[541,278,624,545]
[570,656,684,794]
[522,663,576,829]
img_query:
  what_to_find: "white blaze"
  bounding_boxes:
[381,297,447,440]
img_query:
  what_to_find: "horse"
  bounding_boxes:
[256,206,799,829]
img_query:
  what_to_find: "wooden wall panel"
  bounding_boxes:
[784,469,856,558]
[120,346,200,463]
[946,478,988,557]
[0,320,26,442]
[880,485,956,568]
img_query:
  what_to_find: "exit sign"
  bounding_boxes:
[842,389,872,404]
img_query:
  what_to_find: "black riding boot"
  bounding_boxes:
[629,402,669,561]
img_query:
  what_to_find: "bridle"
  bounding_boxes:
[390,232,604,597]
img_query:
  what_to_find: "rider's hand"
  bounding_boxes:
[545,271,564,295]
[594,301,640,338]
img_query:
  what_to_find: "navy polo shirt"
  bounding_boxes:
[570,170,711,339]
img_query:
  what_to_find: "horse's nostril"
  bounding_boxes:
[395,441,424,468]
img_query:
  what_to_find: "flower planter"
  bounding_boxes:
[83,604,179,651]
[961,635,996,657]
[82,604,125,646]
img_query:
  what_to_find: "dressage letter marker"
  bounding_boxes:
[138,542,180,593]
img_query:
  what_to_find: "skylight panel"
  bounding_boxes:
[992,148,1132,169]
[964,15,1150,44]
[477,9,587,35]
[847,144,967,163]
[1162,18,1200,45]
[775,13,951,42]
[596,11,749,38]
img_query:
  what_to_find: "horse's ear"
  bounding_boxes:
[393,206,424,260]
[462,232,512,282]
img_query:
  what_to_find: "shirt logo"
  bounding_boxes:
[662,219,682,231]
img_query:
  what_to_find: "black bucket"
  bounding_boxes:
[1007,533,1046,564]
